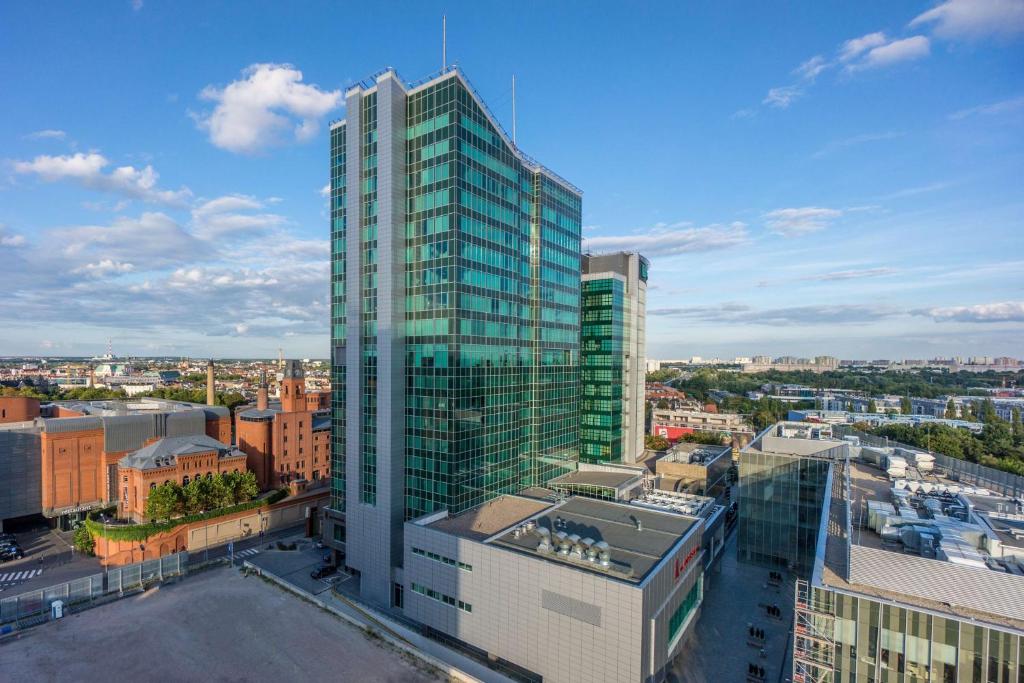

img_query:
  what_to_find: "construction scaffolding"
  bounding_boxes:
[793,579,835,683]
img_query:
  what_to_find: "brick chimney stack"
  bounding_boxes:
[256,368,269,411]
[206,359,216,406]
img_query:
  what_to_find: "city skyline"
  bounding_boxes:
[3,1,1023,359]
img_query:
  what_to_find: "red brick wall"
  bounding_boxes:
[40,428,105,514]
[0,397,40,423]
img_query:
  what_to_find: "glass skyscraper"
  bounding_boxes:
[580,252,648,464]
[325,67,582,606]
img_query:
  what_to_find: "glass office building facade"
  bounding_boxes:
[328,67,582,605]
[580,277,625,462]
[579,252,648,464]
[806,583,1023,683]
[737,450,831,575]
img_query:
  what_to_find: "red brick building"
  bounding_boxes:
[117,434,247,521]
[235,361,330,490]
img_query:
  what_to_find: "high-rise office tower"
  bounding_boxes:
[325,67,582,606]
[579,252,648,464]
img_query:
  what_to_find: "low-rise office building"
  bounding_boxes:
[404,494,705,683]
[736,422,1024,682]
[650,442,732,500]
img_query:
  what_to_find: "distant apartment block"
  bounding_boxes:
[650,407,754,444]
[580,251,648,464]
[741,356,839,374]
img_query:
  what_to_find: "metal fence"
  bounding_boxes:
[833,424,1024,498]
[1,552,189,628]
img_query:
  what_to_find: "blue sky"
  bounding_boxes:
[2,0,1023,360]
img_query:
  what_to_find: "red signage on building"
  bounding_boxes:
[673,546,699,581]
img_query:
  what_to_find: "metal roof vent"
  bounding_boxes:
[595,541,611,567]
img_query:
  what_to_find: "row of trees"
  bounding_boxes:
[645,430,729,452]
[673,367,1023,402]
[144,471,260,521]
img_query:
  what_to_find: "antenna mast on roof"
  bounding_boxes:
[512,75,517,145]
[442,15,447,72]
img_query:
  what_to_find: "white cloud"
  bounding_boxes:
[764,207,843,236]
[648,303,899,326]
[52,212,204,267]
[848,36,930,72]
[0,225,27,247]
[12,152,191,206]
[584,222,749,257]
[131,0,143,10]
[921,301,1024,323]
[911,0,1024,40]
[800,267,899,282]
[74,259,136,277]
[811,131,904,159]
[319,183,331,198]
[794,55,829,81]
[763,85,803,109]
[195,63,342,154]
[838,32,889,62]
[24,129,67,141]
[190,195,286,239]
[949,95,1024,120]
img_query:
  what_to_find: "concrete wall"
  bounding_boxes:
[403,518,704,683]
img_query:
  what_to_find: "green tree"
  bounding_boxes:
[145,482,184,521]
[656,399,669,409]
[73,524,95,556]
[232,471,259,502]
[60,386,127,400]
[978,398,999,425]
[645,434,671,451]
[867,399,878,413]
[1012,408,1023,446]
[901,396,912,415]
[944,399,958,419]
[961,402,974,420]
[681,431,727,445]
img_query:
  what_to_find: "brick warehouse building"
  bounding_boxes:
[117,434,248,521]
[0,396,230,531]
[235,360,330,491]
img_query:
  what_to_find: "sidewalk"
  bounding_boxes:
[244,552,515,683]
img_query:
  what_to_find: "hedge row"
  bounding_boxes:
[85,488,289,542]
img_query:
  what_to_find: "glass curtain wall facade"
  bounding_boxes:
[578,252,648,464]
[580,277,625,462]
[811,584,1023,683]
[329,68,582,606]
[737,451,831,575]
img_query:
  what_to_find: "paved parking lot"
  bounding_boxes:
[243,538,350,596]
[1,564,441,683]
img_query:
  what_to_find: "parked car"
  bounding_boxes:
[310,565,337,580]
[1,548,24,562]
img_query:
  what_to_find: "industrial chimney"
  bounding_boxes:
[206,359,216,406]
[256,368,269,411]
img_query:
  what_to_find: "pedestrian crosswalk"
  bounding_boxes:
[0,568,43,584]
[236,548,260,558]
